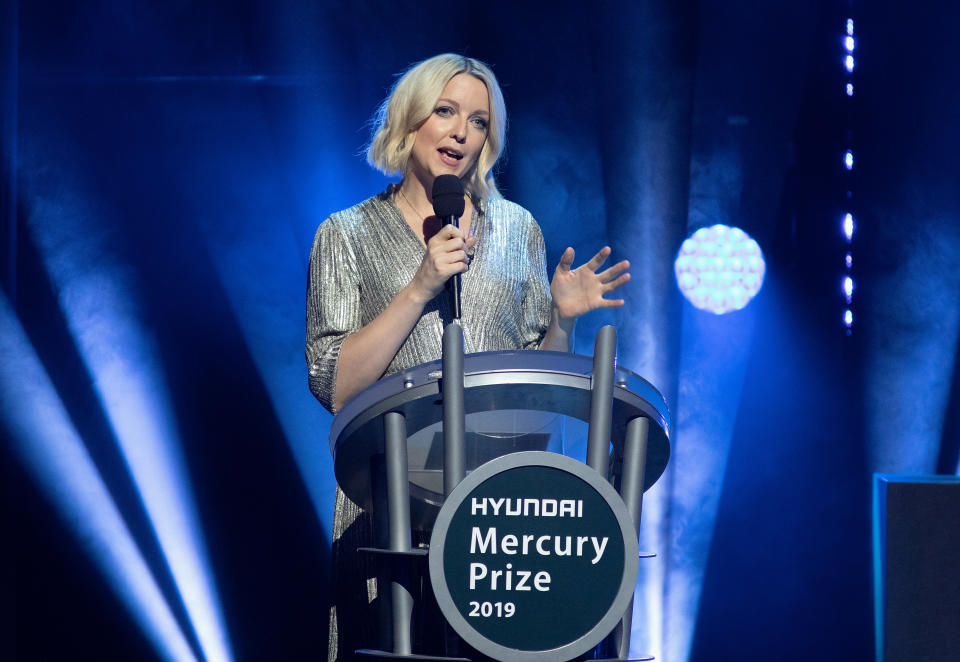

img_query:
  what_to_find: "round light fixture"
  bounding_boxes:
[674,224,766,314]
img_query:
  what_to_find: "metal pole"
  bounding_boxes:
[383,411,413,655]
[586,325,617,477]
[616,415,650,658]
[620,416,650,529]
[442,320,465,497]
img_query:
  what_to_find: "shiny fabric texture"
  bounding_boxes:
[306,185,551,660]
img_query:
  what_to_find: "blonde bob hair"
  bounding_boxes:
[367,53,507,200]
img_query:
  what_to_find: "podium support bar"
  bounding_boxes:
[442,321,466,497]
[587,325,617,477]
[383,411,413,655]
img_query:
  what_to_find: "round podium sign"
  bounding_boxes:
[429,451,639,662]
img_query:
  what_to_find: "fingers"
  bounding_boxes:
[564,246,617,273]
[584,246,612,271]
[427,226,468,257]
[599,297,626,309]
[554,246,574,274]
[426,230,470,275]
[602,272,631,293]
[429,223,465,243]
[411,225,472,300]
[597,259,630,283]
[441,222,463,236]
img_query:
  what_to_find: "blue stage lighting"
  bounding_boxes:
[843,213,855,241]
[193,215,339,536]
[27,203,234,662]
[0,294,198,662]
[844,276,855,303]
[845,36,855,52]
[674,224,766,314]
[845,55,855,72]
[847,18,854,36]
[846,83,854,97]
[844,150,854,170]
[844,309,854,327]
[846,252,853,269]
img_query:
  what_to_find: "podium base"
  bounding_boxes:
[356,651,654,662]
[356,651,471,661]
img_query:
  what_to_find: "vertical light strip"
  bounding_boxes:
[842,14,857,334]
[26,194,234,662]
[0,293,196,662]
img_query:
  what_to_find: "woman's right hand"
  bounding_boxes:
[408,224,477,303]
[332,224,474,411]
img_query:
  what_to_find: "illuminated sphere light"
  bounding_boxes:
[674,224,766,314]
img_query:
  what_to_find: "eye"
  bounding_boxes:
[434,106,454,117]
[471,117,489,130]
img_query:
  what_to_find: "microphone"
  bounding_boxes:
[431,175,466,320]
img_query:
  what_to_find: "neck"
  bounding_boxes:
[398,175,440,217]
[400,174,433,216]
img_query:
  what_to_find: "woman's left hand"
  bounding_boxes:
[550,246,630,325]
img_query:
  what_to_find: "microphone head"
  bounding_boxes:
[431,175,466,218]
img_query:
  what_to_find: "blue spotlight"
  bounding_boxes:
[846,252,853,269]
[844,276,855,303]
[845,36,855,52]
[0,294,197,662]
[674,224,766,314]
[845,55,855,72]
[846,83,854,96]
[27,203,234,662]
[844,309,854,327]
[844,150,855,170]
[847,19,854,36]
[843,213,855,241]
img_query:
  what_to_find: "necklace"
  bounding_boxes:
[397,185,429,223]
[396,183,474,246]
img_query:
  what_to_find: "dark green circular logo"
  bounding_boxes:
[429,452,638,662]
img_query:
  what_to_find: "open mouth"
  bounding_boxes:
[438,147,463,160]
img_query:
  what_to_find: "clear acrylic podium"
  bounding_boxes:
[329,327,671,661]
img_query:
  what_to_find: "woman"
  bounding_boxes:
[307,53,629,660]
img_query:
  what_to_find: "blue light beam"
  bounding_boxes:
[0,293,197,662]
[663,301,758,662]
[863,220,960,473]
[26,191,234,662]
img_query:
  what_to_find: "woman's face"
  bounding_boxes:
[407,73,490,189]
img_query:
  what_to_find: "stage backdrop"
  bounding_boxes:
[4,1,959,661]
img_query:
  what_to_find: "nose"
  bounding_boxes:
[451,118,467,144]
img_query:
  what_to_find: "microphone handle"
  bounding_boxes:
[442,214,462,320]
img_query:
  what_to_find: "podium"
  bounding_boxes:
[330,328,670,661]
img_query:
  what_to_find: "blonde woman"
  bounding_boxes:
[307,53,629,659]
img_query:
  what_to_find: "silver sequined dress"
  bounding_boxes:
[306,186,551,660]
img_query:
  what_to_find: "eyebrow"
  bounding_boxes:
[436,97,490,115]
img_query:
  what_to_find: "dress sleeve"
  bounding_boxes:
[522,217,552,349]
[306,217,361,413]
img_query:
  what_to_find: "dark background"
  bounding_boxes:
[3,1,959,661]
